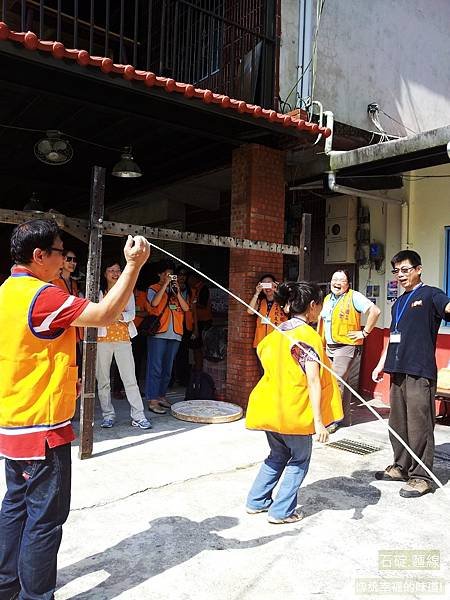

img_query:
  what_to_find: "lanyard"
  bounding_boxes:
[394,283,423,331]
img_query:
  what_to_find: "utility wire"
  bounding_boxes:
[378,109,418,135]
[281,0,326,112]
[0,123,122,153]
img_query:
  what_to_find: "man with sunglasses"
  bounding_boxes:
[0,219,150,599]
[372,250,450,498]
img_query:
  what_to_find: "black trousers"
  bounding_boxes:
[389,373,436,482]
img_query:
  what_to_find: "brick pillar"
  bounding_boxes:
[226,144,285,408]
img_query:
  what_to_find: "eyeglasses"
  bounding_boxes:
[49,247,64,255]
[391,266,417,275]
[65,256,77,263]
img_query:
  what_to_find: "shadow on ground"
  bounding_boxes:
[299,472,382,520]
[56,515,299,599]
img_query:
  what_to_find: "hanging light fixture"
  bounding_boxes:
[34,130,73,166]
[23,192,45,212]
[112,146,142,178]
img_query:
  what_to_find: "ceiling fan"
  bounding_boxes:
[34,130,73,166]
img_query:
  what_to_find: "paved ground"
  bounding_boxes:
[1,390,449,600]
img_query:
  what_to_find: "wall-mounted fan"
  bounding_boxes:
[34,130,73,166]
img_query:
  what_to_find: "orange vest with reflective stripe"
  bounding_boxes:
[246,323,343,435]
[253,298,287,348]
[147,284,184,335]
[0,273,78,429]
[317,290,363,346]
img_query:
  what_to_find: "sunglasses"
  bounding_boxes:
[391,266,416,275]
[65,256,77,263]
[50,247,64,255]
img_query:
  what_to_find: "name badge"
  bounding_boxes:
[169,304,178,311]
[390,332,401,344]
[261,317,271,325]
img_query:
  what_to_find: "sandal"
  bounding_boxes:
[375,465,407,481]
[148,403,167,414]
[268,511,304,524]
[158,399,171,408]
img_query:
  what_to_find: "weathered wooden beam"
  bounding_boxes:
[0,208,89,242]
[101,220,300,255]
[0,208,297,255]
[78,166,105,460]
[0,208,64,227]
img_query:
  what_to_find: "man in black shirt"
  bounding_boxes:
[372,250,450,498]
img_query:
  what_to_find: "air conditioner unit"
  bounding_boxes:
[324,196,357,263]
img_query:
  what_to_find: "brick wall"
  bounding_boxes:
[226,144,285,408]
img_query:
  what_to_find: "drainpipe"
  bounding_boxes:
[297,0,313,104]
[324,110,335,155]
[401,203,410,249]
[327,172,405,206]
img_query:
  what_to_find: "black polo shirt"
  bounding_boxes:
[384,284,450,381]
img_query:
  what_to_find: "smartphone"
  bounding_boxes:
[260,282,273,289]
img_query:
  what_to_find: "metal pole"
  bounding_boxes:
[79,166,105,459]
[298,212,311,281]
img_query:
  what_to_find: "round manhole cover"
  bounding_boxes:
[171,400,243,424]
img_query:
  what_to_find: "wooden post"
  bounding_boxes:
[298,212,312,281]
[79,166,105,459]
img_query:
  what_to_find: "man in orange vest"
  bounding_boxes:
[317,269,380,429]
[0,219,150,600]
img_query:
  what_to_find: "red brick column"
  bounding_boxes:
[226,144,285,408]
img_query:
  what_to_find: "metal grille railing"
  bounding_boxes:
[1,0,278,107]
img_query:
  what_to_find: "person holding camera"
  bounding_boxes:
[145,260,190,413]
[247,274,287,372]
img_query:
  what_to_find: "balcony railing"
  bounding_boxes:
[1,0,278,107]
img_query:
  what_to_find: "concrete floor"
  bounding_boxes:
[1,391,449,600]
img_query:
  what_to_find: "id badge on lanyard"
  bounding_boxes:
[391,284,422,344]
[390,331,401,344]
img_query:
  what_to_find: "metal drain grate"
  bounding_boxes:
[326,438,382,455]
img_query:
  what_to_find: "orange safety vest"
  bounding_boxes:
[317,290,363,346]
[191,281,213,322]
[253,298,287,348]
[52,274,79,296]
[0,273,78,429]
[146,284,184,335]
[134,289,147,328]
[246,323,343,435]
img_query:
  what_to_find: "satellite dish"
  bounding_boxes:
[34,130,73,166]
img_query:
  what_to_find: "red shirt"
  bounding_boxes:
[1,267,89,459]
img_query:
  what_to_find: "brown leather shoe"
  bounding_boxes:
[148,402,166,414]
[375,465,408,481]
[399,478,432,498]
